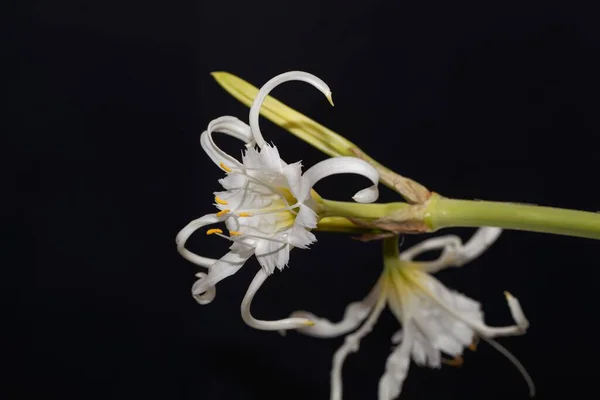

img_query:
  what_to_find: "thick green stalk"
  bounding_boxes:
[426,195,600,240]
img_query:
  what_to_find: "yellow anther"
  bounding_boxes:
[229,230,242,236]
[216,209,230,217]
[442,356,464,367]
[304,320,316,327]
[468,337,479,352]
[206,228,223,235]
[238,212,253,217]
[215,196,228,205]
[219,162,232,173]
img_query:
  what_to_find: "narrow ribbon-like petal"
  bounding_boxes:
[291,279,383,338]
[200,116,252,169]
[192,272,216,305]
[457,227,503,265]
[249,71,333,148]
[191,248,254,303]
[241,269,314,331]
[176,214,223,268]
[378,323,414,400]
[299,157,379,203]
[331,294,388,400]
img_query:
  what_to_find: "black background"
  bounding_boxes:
[6,1,600,399]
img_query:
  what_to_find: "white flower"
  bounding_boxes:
[176,72,380,331]
[288,227,535,399]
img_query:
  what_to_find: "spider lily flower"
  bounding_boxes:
[176,72,380,331]
[288,228,535,400]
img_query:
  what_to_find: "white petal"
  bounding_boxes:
[282,161,304,197]
[504,291,529,331]
[403,228,502,274]
[295,204,318,229]
[191,272,216,305]
[331,296,387,400]
[241,268,314,330]
[200,116,252,169]
[191,248,253,301]
[257,143,285,171]
[456,227,503,266]
[287,225,316,249]
[175,214,223,268]
[400,235,462,262]
[291,279,383,338]
[378,323,414,400]
[249,71,333,148]
[255,239,289,273]
[301,157,379,203]
[418,273,528,338]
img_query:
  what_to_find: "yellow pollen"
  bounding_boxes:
[229,230,242,236]
[216,209,230,217]
[215,196,228,205]
[304,320,316,327]
[219,162,232,173]
[206,228,223,235]
[238,212,253,217]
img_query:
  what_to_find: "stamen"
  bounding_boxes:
[469,337,479,351]
[219,162,232,173]
[229,230,242,236]
[442,355,464,367]
[215,196,228,205]
[216,209,230,217]
[238,212,253,217]
[206,228,223,235]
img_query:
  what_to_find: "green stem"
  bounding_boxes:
[320,199,410,219]
[426,195,600,240]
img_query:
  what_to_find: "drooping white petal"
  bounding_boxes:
[378,323,414,400]
[331,294,388,400]
[175,214,224,268]
[299,157,379,203]
[200,116,252,169]
[191,248,254,302]
[249,71,333,148]
[241,268,314,331]
[291,279,384,338]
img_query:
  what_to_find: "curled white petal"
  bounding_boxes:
[249,71,333,148]
[300,157,379,203]
[175,214,223,268]
[290,279,383,338]
[191,249,253,304]
[402,227,502,273]
[400,235,463,274]
[200,116,253,169]
[456,227,503,266]
[192,272,216,304]
[331,296,387,400]
[241,269,314,331]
